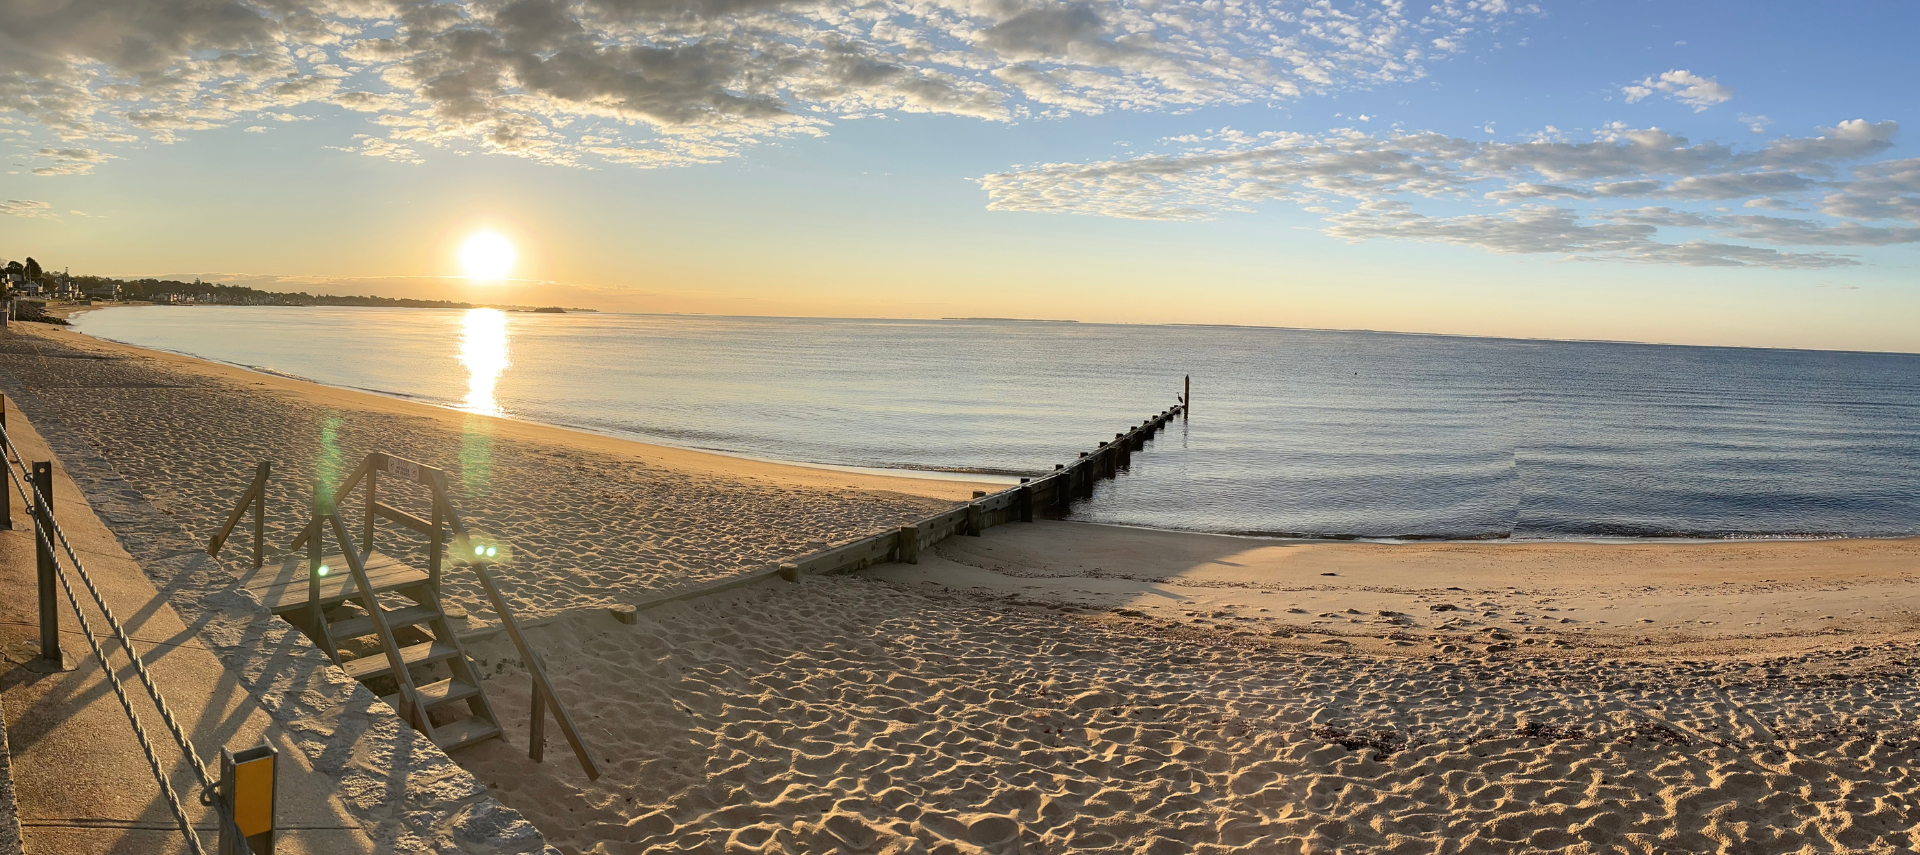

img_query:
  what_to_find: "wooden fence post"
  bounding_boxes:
[32,462,63,671]
[898,525,919,564]
[1017,480,1033,523]
[251,461,270,570]
[0,395,9,530]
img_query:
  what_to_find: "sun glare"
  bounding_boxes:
[459,308,510,416]
[458,231,515,280]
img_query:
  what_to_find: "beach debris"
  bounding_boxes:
[1517,721,1586,742]
[1430,603,1459,612]
[1311,725,1406,760]
[610,604,638,624]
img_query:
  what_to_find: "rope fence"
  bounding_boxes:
[0,411,256,854]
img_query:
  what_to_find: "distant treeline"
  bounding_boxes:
[67,275,479,309]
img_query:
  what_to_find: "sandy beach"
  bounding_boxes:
[5,320,1919,853]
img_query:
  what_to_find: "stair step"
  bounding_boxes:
[342,640,459,682]
[381,677,482,713]
[432,716,502,751]
[329,605,442,640]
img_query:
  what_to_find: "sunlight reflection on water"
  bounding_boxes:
[459,308,510,416]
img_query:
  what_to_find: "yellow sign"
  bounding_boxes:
[232,753,274,837]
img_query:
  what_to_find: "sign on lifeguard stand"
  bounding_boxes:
[220,742,277,855]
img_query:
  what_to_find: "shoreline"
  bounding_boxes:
[56,303,1913,545]
[39,311,998,504]
[66,304,1031,486]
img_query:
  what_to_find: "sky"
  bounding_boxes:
[3,0,1918,352]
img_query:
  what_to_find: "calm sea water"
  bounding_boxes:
[73,306,1920,540]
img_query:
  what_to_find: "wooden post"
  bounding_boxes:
[361,468,376,556]
[1184,375,1190,418]
[306,513,327,659]
[250,461,270,570]
[428,492,444,592]
[965,500,983,536]
[530,675,548,759]
[1017,480,1033,523]
[1052,465,1070,515]
[898,525,919,564]
[0,395,9,531]
[32,462,60,671]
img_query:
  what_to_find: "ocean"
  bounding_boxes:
[71,305,1920,540]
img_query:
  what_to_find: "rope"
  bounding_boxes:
[0,429,231,854]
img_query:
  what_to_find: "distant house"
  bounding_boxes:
[14,280,43,297]
[83,281,122,301]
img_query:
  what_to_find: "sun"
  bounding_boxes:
[458,231,515,280]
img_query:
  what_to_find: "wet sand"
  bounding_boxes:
[6,320,1919,854]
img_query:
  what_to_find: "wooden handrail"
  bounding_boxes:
[473,560,600,780]
[427,469,599,780]
[208,461,271,569]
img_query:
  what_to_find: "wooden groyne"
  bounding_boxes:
[629,398,1186,613]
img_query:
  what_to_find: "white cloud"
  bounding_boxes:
[1,199,54,218]
[326,134,424,165]
[0,0,1534,169]
[1325,205,1854,268]
[29,146,115,175]
[1622,69,1732,112]
[980,119,1917,268]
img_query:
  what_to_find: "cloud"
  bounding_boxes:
[1323,204,1855,268]
[326,134,425,164]
[981,119,1916,269]
[1,199,54,218]
[1622,69,1733,112]
[0,0,1532,168]
[29,146,115,176]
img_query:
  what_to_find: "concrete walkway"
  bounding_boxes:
[0,404,375,854]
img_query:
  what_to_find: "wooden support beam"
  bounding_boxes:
[372,501,435,535]
[898,525,919,564]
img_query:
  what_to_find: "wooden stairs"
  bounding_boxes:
[220,451,599,777]
[246,547,503,751]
